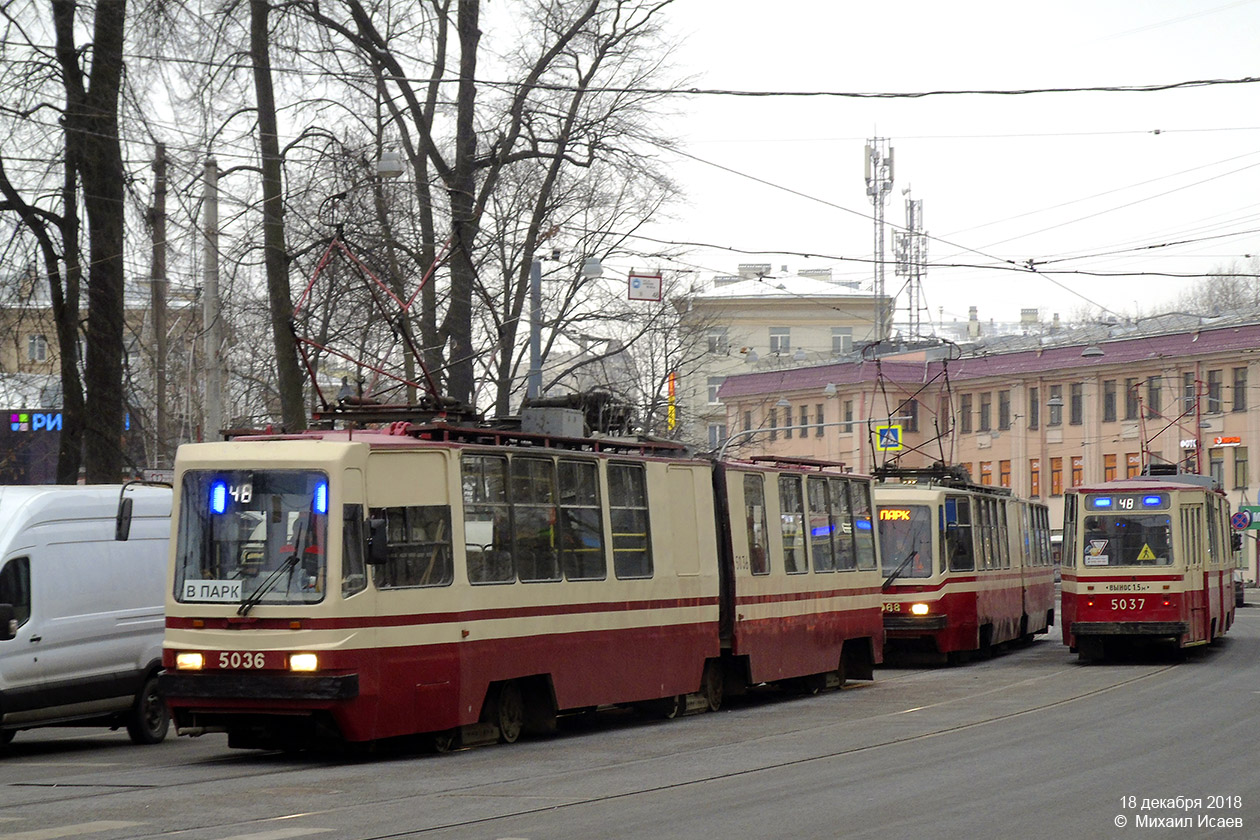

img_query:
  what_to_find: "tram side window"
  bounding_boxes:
[744,474,770,575]
[945,497,975,571]
[808,476,836,572]
[609,462,653,579]
[830,478,857,571]
[1062,494,1078,569]
[0,556,30,628]
[558,459,606,581]
[996,500,1010,569]
[1206,500,1221,566]
[779,475,808,574]
[342,504,367,598]
[850,481,877,570]
[370,505,454,588]
[463,454,515,584]
[512,457,563,582]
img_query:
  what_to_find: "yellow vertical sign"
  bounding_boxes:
[667,370,676,431]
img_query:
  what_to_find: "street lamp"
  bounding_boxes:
[527,254,603,400]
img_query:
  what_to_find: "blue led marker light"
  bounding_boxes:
[314,480,328,515]
[210,481,228,514]
[1142,495,1162,507]
[1094,497,1113,508]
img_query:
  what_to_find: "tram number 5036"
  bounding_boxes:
[219,651,267,669]
[1111,597,1146,610]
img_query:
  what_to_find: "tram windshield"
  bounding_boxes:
[877,504,934,578]
[1081,514,1173,567]
[175,470,330,608]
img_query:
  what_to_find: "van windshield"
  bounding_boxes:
[175,470,329,607]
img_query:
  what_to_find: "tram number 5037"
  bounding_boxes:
[1111,597,1146,610]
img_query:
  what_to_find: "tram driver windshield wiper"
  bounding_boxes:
[882,549,919,591]
[237,518,307,616]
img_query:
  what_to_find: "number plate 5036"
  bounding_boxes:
[217,651,270,669]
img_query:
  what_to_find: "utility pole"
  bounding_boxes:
[203,157,222,441]
[865,138,894,341]
[894,190,928,339]
[150,144,168,466]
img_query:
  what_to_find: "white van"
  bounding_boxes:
[0,484,172,746]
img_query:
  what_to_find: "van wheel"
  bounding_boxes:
[127,675,170,745]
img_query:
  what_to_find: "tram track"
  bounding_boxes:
[0,642,1186,840]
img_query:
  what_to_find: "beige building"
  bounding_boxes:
[718,318,1260,582]
[677,264,890,449]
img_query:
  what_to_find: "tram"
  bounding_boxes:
[157,418,884,750]
[873,465,1055,662]
[1060,466,1238,661]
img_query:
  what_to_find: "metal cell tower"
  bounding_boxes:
[894,190,929,339]
[865,138,894,340]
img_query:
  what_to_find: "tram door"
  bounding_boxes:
[1179,502,1207,643]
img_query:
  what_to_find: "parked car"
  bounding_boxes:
[0,484,171,746]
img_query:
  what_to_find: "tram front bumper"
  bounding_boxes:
[1071,621,1189,637]
[158,671,359,702]
[884,615,948,631]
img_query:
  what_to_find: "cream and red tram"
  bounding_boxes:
[1060,467,1237,661]
[158,424,884,749]
[873,465,1055,661]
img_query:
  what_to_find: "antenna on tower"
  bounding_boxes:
[894,188,929,339]
[865,138,894,341]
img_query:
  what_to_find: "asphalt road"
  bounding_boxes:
[4,598,1258,840]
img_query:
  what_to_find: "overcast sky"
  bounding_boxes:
[645,0,1260,332]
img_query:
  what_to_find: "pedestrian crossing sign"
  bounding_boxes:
[875,424,903,451]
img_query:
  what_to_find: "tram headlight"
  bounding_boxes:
[175,652,204,671]
[910,602,930,616]
[289,653,319,673]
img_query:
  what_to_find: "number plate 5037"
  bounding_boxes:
[217,651,270,669]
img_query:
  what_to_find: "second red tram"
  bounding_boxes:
[1061,467,1238,660]
[874,465,1055,662]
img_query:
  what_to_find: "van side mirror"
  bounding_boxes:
[115,496,134,541]
[0,604,15,641]
[367,518,389,565]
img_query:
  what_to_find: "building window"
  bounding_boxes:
[769,327,790,354]
[960,394,973,433]
[1234,367,1248,412]
[898,399,920,433]
[1050,457,1063,496]
[1126,452,1141,479]
[1048,385,1063,427]
[843,400,854,433]
[1069,383,1083,426]
[708,423,727,449]
[784,406,793,439]
[980,461,993,486]
[815,403,825,437]
[769,408,778,441]
[1029,458,1040,498]
[979,392,992,432]
[1210,448,1225,487]
[707,377,724,405]
[1124,377,1140,420]
[998,391,1011,430]
[27,334,47,362]
[1070,456,1083,488]
[1028,387,1039,430]
[1104,453,1117,482]
[999,460,1011,488]
[1183,372,1196,411]
[831,327,852,356]
[1235,446,1249,489]
[1208,369,1223,413]
[743,410,753,432]
[1146,376,1161,419]
[1102,380,1116,423]
[706,327,729,354]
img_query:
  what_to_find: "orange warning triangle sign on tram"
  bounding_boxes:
[1136,544,1157,561]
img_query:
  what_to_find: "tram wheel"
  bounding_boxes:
[701,661,724,712]
[489,681,525,744]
